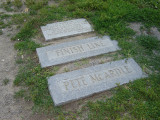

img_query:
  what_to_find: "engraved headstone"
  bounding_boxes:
[48,58,147,106]
[36,36,120,68]
[41,19,94,41]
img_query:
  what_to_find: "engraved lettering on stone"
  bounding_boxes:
[46,21,85,35]
[104,72,111,79]
[63,81,69,91]
[124,65,132,73]
[70,80,76,88]
[90,74,103,83]
[41,19,94,41]
[82,79,88,86]
[113,68,123,75]
[47,40,113,61]
[62,76,87,91]
[61,65,133,91]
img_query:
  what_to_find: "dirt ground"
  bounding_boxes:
[0,1,52,120]
[0,16,55,120]
[0,25,33,120]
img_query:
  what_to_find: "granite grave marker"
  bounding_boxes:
[36,36,120,68]
[48,58,147,106]
[41,19,94,41]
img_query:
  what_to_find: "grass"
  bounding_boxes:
[14,40,41,52]
[13,0,23,8]
[0,1,14,12]
[64,68,70,72]
[87,74,160,119]
[14,89,26,98]
[10,0,160,41]
[136,35,160,51]
[16,58,24,64]
[0,0,23,11]
[4,0,159,119]
[0,14,11,20]
[0,13,12,29]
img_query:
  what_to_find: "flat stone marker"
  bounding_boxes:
[36,36,120,68]
[41,19,94,41]
[48,58,147,106]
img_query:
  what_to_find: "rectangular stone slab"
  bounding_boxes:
[48,58,147,106]
[41,19,94,41]
[36,36,120,68]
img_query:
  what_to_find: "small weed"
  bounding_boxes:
[16,58,24,64]
[6,0,12,5]
[119,40,136,56]
[25,0,48,10]
[0,21,4,26]
[25,0,35,6]
[74,62,81,67]
[140,26,145,32]
[3,78,9,85]
[7,33,11,36]
[13,0,23,8]
[0,14,11,20]
[64,67,69,72]
[12,13,30,24]
[0,22,11,29]
[0,29,3,35]
[52,66,60,72]
[14,90,25,98]
[100,60,105,64]
[0,20,9,29]
[136,35,160,51]
[81,59,89,65]
[24,96,32,101]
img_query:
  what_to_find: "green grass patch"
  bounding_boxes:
[14,40,41,51]
[0,21,5,26]
[87,74,160,120]
[0,21,11,29]
[0,14,11,20]
[136,35,160,51]
[12,19,39,41]
[12,13,30,25]
[16,57,24,64]
[14,60,61,113]
[0,1,14,12]
[25,0,49,12]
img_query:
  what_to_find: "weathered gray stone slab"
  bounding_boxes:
[48,58,147,106]
[41,19,94,41]
[36,36,120,68]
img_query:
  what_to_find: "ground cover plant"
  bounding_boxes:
[2,0,159,119]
